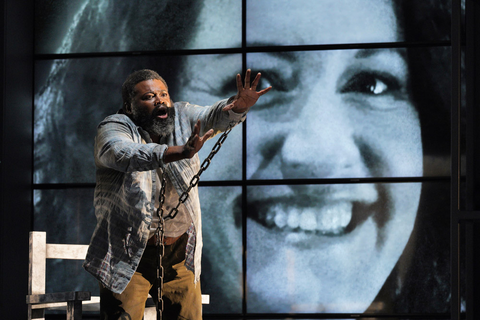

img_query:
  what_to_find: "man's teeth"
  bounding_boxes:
[264,202,353,235]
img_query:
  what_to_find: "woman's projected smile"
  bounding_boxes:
[34,0,452,315]
[244,0,422,312]
[176,0,422,313]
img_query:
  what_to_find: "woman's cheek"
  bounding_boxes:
[246,112,287,180]
[356,102,422,177]
[246,114,265,179]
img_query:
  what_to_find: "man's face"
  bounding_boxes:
[179,0,423,314]
[130,79,175,137]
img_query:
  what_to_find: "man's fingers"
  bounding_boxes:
[236,73,242,91]
[201,129,214,141]
[193,120,201,134]
[189,132,199,142]
[244,69,251,89]
[188,121,201,142]
[222,100,237,111]
[251,72,261,90]
[257,86,272,96]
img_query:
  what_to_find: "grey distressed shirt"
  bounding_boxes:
[83,99,245,294]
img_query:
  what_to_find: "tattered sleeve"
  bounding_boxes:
[94,118,168,172]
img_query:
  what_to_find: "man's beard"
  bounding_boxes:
[132,103,176,137]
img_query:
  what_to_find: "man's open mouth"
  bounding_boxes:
[155,105,168,119]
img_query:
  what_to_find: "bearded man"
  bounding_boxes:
[83,69,270,320]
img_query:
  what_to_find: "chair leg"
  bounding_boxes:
[66,300,83,320]
[28,306,45,320]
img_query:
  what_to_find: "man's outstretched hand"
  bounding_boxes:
[182,120,214,158]
[223,69,272,113]
[164,120,213,163]
[164,70,272,163]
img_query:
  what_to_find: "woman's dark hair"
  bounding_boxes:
[375,0,453,313]
[33,0,205,292]
[35,0,202,182]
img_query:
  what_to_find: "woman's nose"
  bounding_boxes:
[280,95,369,179]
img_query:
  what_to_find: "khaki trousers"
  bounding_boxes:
[99,234,202,320]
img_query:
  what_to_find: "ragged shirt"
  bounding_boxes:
[152,168,192,238]
[83,98,245,294]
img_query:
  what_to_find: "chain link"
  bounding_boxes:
[154,121,236,320]
[162,122,235,222]
[155,173,166,320]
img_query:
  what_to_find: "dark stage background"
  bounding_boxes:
[3,0,480,319]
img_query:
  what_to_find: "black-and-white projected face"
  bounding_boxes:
[179,0,422,313]
[246,0,423,313]
[33,0,451,315]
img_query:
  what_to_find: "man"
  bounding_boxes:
[83,68,271,320]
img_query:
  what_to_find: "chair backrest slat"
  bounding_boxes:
[29,231,46,295]
[45,244,89,260]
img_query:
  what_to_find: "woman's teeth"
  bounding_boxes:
[263,202,353,235]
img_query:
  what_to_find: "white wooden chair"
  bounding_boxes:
[27,231,100,320]
[27,231,208,320]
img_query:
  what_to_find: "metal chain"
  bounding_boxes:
[154,121,236,320]
[155,175,166,320]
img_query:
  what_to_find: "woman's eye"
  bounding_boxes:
[245,70,297,120]
[256,76,272,91]
[216,78,238,97]
[341,72,399,96]
[368,78,387,95]
[256,72,288,92]
[215,71,289,98]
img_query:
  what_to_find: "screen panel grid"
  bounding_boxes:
[33,0,453,316]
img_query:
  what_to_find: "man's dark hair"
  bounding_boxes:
[121,69,168,111]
